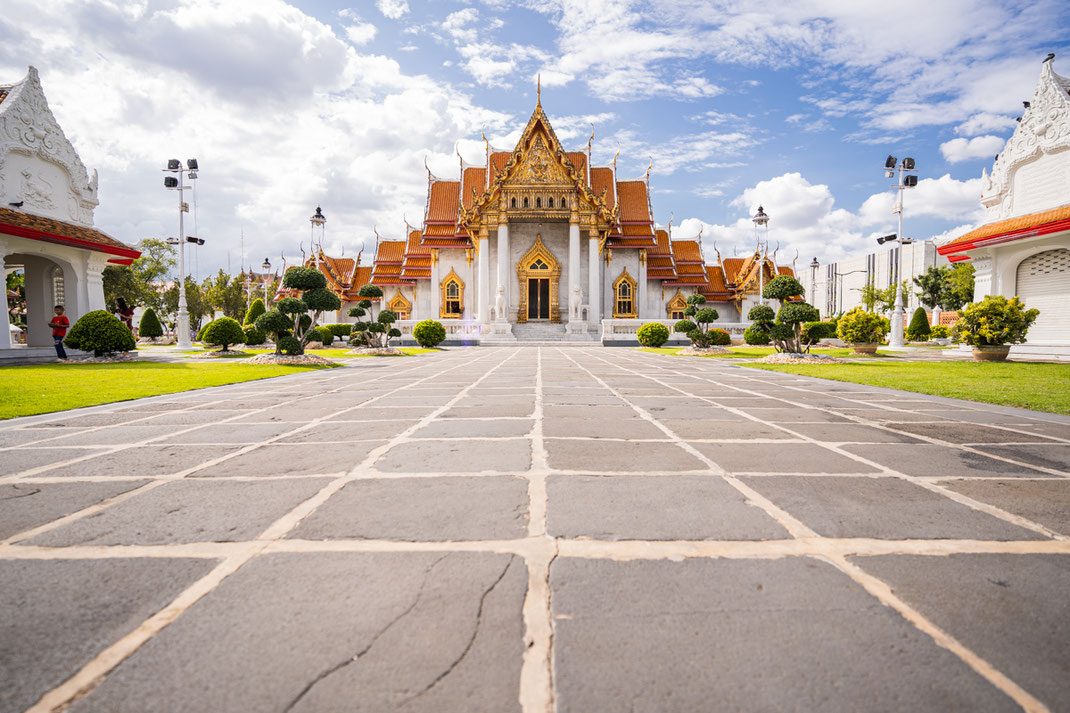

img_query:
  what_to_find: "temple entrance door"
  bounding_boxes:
[527,278,551,320]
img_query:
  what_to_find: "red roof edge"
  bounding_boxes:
[937,217,1070,255]
[0,221,142,259]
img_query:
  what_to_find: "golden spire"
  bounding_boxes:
[645,156,653,180]
[612,142,621,173]
[587,124,595,154]
[537,73,541,106]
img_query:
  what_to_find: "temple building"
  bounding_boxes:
[938,54,1070,352]
[284,94,793,343]
[0,66,140,362]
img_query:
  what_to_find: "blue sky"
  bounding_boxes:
[2,0,1068,275]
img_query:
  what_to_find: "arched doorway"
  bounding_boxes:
[516,234,561,323]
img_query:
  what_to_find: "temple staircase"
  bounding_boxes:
[509,322,596,345]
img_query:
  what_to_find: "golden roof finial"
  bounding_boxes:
[537,73,541,105]
[645,156,653,180]
[667,211,674,231]
[613,141,621,172]
[587,124,595,153]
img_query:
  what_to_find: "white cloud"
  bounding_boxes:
[343,20,377,45]
[955,112,1017,136]
[376,0,409,20]
[940,135,1007,163]
[595,129,757,176]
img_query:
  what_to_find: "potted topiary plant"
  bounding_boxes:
[957,295,1039,362]
[637,322,670,348]
[836,307,889,354]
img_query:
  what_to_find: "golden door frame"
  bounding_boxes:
[440,268,465,319]
[388,290,412,320]
[666,289,687,319]
[516,234,562,323]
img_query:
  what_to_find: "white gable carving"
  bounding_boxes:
[980,58,1070,220]
[0,66,98,227]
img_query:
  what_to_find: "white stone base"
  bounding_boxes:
[481,322,516,343]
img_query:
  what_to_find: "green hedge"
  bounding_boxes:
[65,310,136,356]
[637,322,670,347]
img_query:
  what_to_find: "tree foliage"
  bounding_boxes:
[957,295,1038,347]
[200,317,246,351]
[942,263,975,311]
[138,308,163,340]
[103,238,176,313]
[271,268,342,353]
[255,311,293,354]
[64,310,136,356]
[244,298,266,326]
[836,307,890,344]
[906,307,932,341]
[162,276,210,333]
[749,277,819,354]
[637,322,670,347]
[412,319,446,348]
[203,270,247,321]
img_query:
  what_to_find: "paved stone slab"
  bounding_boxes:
[1,447,107,476]
[411,418,534,439]
[374,438,531,473]
[194,443,382,477]
[740,476,1041,540]
[829,408,950,422]
[942,479,1070,535]
[28,478,331,546]
[542,416,668,439]
[854,554,1070,711]
[693,442,879,473]
[141,409,249,425]
[276,420,419,443]
[69,552,525,713]
[999,421,1070,440]
[39,425,182,447]
[543,404,639,420]
[320,406,438,422]
[29,445,244,479]
[972,444,1070,473]
[0,480,149,539]
[545,438,706,472]
[842,444,1049,478]
[785,422,925,443]
[291,476,528,541]
[551,557,1018,713]
[735,406,852,423]
[883,422,1062,444]
[22,412,150,428]
[0,557,216,713]
[0,428,86,447]
[658,418,796,440]
[923,409,1049,425]
[160,422,299,444]
[441,403,534,418]
[547,475,788,540]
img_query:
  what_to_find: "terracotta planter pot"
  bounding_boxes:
[849,343,879,355]
[972,345,1011,362]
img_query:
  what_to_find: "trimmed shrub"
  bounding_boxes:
[412,319,446,348]
[836,307,889,344]
[324,323,352,338]
[242,324,266,345]
[906,307,932,341]
[958,295,1039,347]
[708,328,731,346]
[308,326,333,346]
[244,298,266,326]
[277,336,302,355]
[743,325,770,345]
[637,322,670,347]
[138,308,163,339]
[200,317,246,351]
[673,319,697,334]
[256,311,294,354]
[64,310,136,356]
[930,325,949,339]
[747,304,775,326]
[762,275,806,302]
[801,321,835,345]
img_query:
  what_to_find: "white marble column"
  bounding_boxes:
[568,218,580,322]
[497,221,509,319]
[23,255,53,347]
[429,249,440,319]
[637,250,647,318]
[478,232,489,323]
[85,253,108,313]
[0,245,11,349]
[588,230,600,324]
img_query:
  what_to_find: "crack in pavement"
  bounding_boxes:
[405,554,517,703]
[282,553,452,713]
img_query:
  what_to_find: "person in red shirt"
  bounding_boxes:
[49,305,69,361]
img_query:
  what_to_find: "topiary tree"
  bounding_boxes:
[412,319,446,348]
[906,307,932,342]
[707,328,731,346]
[746,304,775,346]
[200,317,246,352]
[244,298,266,326]
[307,326,333,346]
[242,324,266,345]
[637,322,670,347]
[800,321,835,346]
[675,295,721,348]
[255,311,294,354]
[743,324,771,345]
[759,275,820,353]
[274,267,342,354]
[324,323,352,339]
[376,309,398,347]
[348,284,383,347]
[836,307,890,345]
[64,310,136,357]
[277,335,302,356]
[138,308,163,341]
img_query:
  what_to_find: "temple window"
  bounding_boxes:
[389,292,412,320]
[440,269,465,319]
[536,196,542,208]
[511,197,517,208]
[547,196,554,208]
[613,269,637,318]
[667,290,688,320]
[523,196,529,208]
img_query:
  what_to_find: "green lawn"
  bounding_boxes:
[0,362,331,420]
[744,361,1070,415]
[638,346,893,358]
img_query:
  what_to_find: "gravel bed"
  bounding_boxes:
[346,347,404,356]
[755,352,842,364]
[246,353,334,366]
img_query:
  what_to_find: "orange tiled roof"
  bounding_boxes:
[722,257,745,284]
[617,181,652,225]
[670,239,703,263]
[590,168,615,212]
[649,230,672,256]
[0,207,140,262]
[426,180,460,223]
[566,152,587,183]
[490,152,510,178]
[461,167,487,210]
[777,265,795,277]
[939,203,1070,252]
[375,240,405,263]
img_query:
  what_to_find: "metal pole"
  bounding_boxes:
[176,183,191,348]
[890,169,906,348]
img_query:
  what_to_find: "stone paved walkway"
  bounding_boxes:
[2,347,1069,713]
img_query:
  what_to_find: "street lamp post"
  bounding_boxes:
[261,259,271,303]
[809,257,820,311]
[163,158,199,349]
[752,205,769,303]
[878,156,918,348]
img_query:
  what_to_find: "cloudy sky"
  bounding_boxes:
[2,0,1067,276]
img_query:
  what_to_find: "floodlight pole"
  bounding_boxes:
[888,160,916,348]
